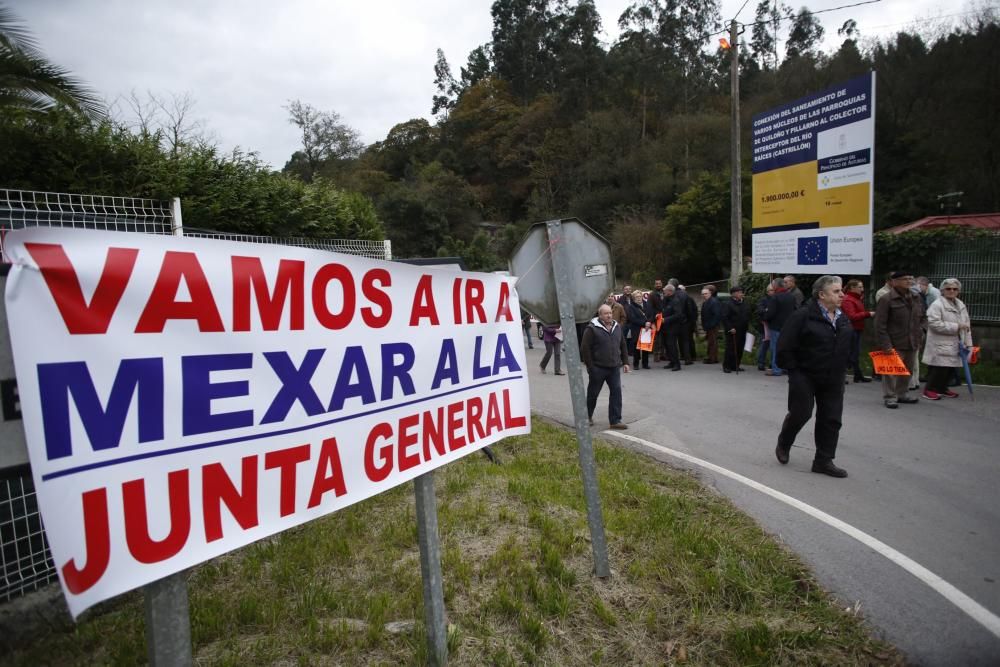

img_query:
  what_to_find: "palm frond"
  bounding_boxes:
[0,5,105,119]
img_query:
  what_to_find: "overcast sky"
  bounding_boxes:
[12,0,970,170]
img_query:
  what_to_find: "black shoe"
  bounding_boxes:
[671,366,682,371]
[811,460,848,478]
[642,366,650,370]
[897,397,919,404]
[757,365,765,371]
[554,371,565,376]
[854,376,872,383]
[723,368,732,374]
[884,400,898,409]
[684,361,693,366]
[775,444,790,465]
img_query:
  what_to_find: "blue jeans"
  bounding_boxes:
[757,338,770,368]
[770,328,783,375]
[523,328,533,348]
[586,365,622,425]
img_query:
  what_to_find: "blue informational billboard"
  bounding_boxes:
[751,72,876,274]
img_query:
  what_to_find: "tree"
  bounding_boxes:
[0,6,103,118]
[283,100,364,182]
[460,45,493,90]
[750,0,782,70]
[661,171,737,281]
[0,105,384,241]
[784,7,824,59]
[431,49,460,116]
[489,0,556,104]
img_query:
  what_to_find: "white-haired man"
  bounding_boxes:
[775,275,853,478]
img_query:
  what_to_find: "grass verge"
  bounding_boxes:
[5,420,903,665]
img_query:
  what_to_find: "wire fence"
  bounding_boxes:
[182,229,392,260]
[0,188,392,603]
[926,236,1000,323]
[1,467,56,601]
[872,234,1000,323]
[0,189,175,261]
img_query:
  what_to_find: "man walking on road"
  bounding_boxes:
[581,304,631,429]
[874,271,926,409]
[775,275,853,478]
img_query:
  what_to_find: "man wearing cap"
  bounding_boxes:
[874,271,926,409]
[721,285,750,373]
[775,275,853,477]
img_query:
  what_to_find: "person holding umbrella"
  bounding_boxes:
[921,278,973,400]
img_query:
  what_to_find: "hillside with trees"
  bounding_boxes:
[327,0,998,281]
[2,2,997,281]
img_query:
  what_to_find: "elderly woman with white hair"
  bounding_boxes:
[922,278,973,400]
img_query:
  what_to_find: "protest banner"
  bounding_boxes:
[3,227,531,617]
[868,350,910,376]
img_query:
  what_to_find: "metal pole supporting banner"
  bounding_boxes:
[144,572,193,667]
[545,219,611,578]
[415,471,448,666]
[143,197,194,667]
[730,19,744,283]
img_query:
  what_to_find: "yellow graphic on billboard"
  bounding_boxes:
[753,161,869,229]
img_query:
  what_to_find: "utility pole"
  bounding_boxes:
[729,19,743,283]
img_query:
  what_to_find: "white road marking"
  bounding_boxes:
[605,430,1000,640]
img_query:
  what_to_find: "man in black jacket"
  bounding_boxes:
[581,304,631,429]
[762,277,797,376]
[775,275,853,478]
[721,285,750,372]
[660,284,687,371]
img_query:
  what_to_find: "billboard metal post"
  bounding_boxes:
[144,572,193,667]
[414,471,448,666]
[544,219,611,578]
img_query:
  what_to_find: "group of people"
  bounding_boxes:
[531,271,976,478]
[603,278,755,375]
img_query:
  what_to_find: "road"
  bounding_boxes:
[524,346,1000,666]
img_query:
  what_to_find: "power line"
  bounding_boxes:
[732,0,754,23]
[864,6,1000,32]
[708,0,884,39]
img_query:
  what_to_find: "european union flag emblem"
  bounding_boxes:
[797,236,828,265]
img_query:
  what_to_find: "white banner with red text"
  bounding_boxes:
[3,227,530,617]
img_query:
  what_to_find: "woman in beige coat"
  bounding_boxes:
[922,278,973,400]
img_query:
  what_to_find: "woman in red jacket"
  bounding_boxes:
[842,279,875,382]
